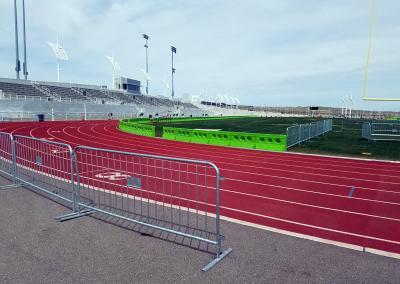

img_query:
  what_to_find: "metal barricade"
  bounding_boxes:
[73,146,232,271]
[12,135,77,211]
[286,119,333,148]
[362,122,371,140]
[0,131,17,189]
[0,134,232,271]
[368,122,400,141]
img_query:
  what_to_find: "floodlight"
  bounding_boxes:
[48,42,69,61]
[47,35,69,82]
[106,52,121,89]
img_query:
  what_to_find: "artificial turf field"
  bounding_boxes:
[154,117,400,161]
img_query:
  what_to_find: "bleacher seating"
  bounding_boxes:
[0,77,198,109]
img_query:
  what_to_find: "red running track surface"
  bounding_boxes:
[1,120,400,254]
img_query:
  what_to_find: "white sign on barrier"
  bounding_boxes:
[95,171,130,181]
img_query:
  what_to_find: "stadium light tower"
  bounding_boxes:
[171,46,176,99]
[22,0,28,80]
[13,0,20,79]
[348,94,353,118]
[47,35,69,82]
[106,51,120,89]
[143,34,149,95]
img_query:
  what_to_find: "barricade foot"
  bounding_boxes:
[55,209,95,222]
[0,183,24,190]
[202,247,233,272]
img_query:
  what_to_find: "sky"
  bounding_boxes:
[0,0,399,111]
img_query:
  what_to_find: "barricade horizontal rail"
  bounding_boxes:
[0,133,231,271]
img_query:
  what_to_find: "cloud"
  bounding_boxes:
[0,0,399,111]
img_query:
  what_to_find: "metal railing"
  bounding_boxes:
[0,132,15,189]
[0,111,137,121]
[286,119,333,148]
[0,133,231,271]
[362,122,400,141]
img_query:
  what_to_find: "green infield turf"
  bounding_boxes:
[154,116,316,134]
[153,117,400,161]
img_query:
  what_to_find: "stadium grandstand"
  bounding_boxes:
[0,77,204,121]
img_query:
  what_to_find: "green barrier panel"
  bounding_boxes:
[191,130,211,144]
[255,134,287,152]
[229,132,256,149]
[208,132,230,146]
[162,128,177,140]
[119,120,155,137]
[122,117,287,152]
[175,129,193,142]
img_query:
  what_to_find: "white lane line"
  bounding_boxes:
[11,150,400,259]
[104,124,400,173]
[101,124,400,177]
[75,159,400,221]
[43,124,400,215]
[47,125,400,221]
[98,124,400,182]
[81,126,400,194]
[220,215,400,260]
[221,205,400,245]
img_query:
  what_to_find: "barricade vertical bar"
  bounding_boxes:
[11,135,17,184]
[0,132,20,189]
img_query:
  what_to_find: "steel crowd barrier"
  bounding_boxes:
[12,135,79,214]
[286,119,333,148]
[362,122,400,141]
[0,133,231,272]
[0,132,16,189]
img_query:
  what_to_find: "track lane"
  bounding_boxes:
[1,120,400,254]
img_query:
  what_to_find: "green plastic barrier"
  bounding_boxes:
[119,119,155,137]
[162,128,176,140]
[229,132,256,149]
[175,129,193,142]
[208,132,230,146]
[191,130,211,144]
[255,134,286,151]
[121,117,287,152]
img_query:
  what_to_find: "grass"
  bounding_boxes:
[152,117,400,161]
[154,117,317,134]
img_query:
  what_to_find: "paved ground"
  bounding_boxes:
[0,177,399,283]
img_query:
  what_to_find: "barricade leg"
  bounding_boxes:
[0,132,22,189]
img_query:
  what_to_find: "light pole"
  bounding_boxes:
[47,35,69,82]
[143,34,149,95]
[171,46,176,99]
[22,0,28,80]
[14,0,20,79]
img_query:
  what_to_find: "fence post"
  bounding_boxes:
[11,135,17,184]
[70,151,79,214]
[298,125,302,146]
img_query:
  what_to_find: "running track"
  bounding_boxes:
[1,120,400,256]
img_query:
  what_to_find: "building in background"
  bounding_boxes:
[114,77,141,95]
